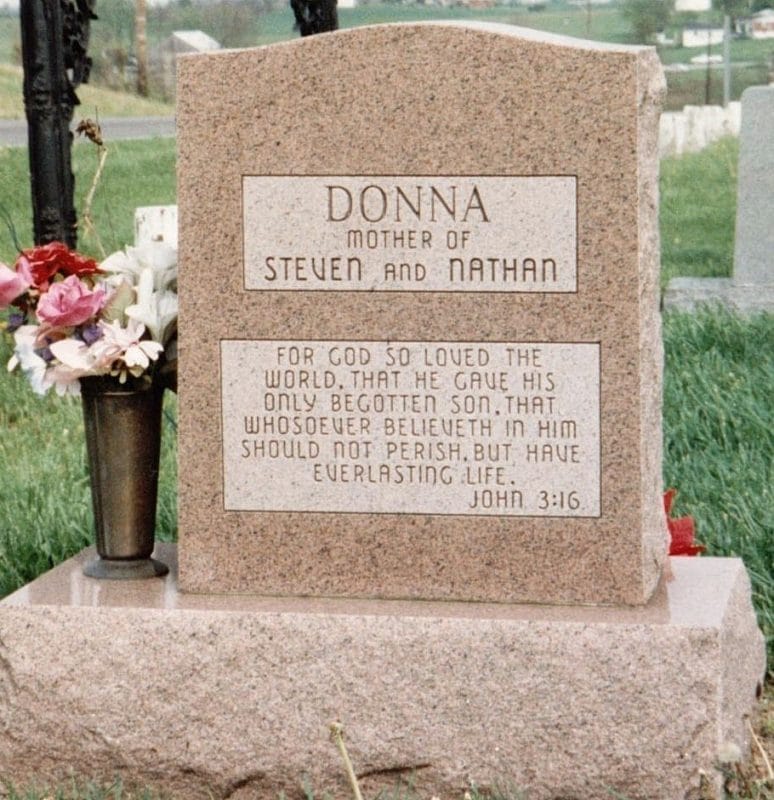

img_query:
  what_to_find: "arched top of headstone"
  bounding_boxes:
[178,20,664,179]
[279,18,655,54]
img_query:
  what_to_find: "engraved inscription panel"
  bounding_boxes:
[243,176,577,292]
[221,340,600,516]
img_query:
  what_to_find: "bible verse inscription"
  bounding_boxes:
[242,176,577,292]
[221,340,600,516]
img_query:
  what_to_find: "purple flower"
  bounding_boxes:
[7,311,25,332]
[79,323,103,345]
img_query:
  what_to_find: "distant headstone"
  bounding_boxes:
[177,22,668,605]
[134,205,178,248]
[153,30,221,99]
[664,85,774,312]
[733,86,774,286]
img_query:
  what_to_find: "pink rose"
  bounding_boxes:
[36,275,106,328]
[0,263,30,307]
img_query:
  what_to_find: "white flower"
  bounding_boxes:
[125,268,178,345]
[100,243,177,292]
[100,278,135,326]
[9,325,48,395]
[46,362,88,397]
[48,338,87,369]
[90,319,164,378]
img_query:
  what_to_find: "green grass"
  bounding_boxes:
[0,778,528,800]
[0,64,173,120]
[335,4,632,43]
[0,137,176,265]
[663,310,774,661]
[0,331,178,598]
[0,14,18,65]
[657,36,774,65]
[2,779,166,800]
[664,62,772,111]
[660,136,738,287]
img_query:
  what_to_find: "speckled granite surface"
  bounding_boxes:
[0,546,765,799]
[177,23,669,605]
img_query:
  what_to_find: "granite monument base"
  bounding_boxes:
[0,544,764,800]
[663,277,774,314]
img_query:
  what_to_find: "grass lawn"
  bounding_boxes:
[0,64,173,120]
[0,137,176,265]
[660,136,738,286]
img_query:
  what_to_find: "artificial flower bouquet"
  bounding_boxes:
[0,241,177,396]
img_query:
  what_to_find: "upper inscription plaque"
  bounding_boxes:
[243,176,577,292]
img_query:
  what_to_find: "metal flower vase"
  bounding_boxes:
[80,376,169,579]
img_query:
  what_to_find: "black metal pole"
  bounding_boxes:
[20,0,96,248]
[290,0,338,37]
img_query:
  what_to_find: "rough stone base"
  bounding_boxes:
[0,545,765,800]
[663,277,774,313]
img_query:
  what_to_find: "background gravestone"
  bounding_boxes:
[177,22,668,605]
[733,86,774,288]
[664,84,774,312]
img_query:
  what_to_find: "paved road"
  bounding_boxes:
[0,115,176,147]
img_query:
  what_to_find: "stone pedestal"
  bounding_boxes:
[0,544,764,800]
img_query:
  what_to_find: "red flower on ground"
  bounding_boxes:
[664,489,705,556]
[16,242,100,290]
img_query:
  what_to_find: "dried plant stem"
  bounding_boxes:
[76,118,108,259]
[80,143,108,258]
[748,718,774,781]
[329,721,364,800]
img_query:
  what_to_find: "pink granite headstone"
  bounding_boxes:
[177,22,668,605]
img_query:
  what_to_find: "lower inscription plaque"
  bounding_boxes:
[221,340,600,517]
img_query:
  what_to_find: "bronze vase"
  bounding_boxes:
[80,376,169,579]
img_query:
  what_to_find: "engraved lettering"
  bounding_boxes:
[221,340,599,517]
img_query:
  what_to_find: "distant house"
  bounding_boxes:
[681,23,724,48]
[740,8,774,39]
[674,0,711,12]
[153,30,222,99]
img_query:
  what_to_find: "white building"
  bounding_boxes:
[681,23,724,48]
[674,0,711,12]
[748,8,774,38]
[153,30,221,98]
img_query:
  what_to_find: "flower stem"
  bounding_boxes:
[329,721,364,800]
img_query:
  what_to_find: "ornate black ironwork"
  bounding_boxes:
[20,0,97,248]
[290,0,338,37]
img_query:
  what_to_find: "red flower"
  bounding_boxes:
[664,489,705,556]
[16,242,100,290]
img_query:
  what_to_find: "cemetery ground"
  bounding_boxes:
[0,129,772,797]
